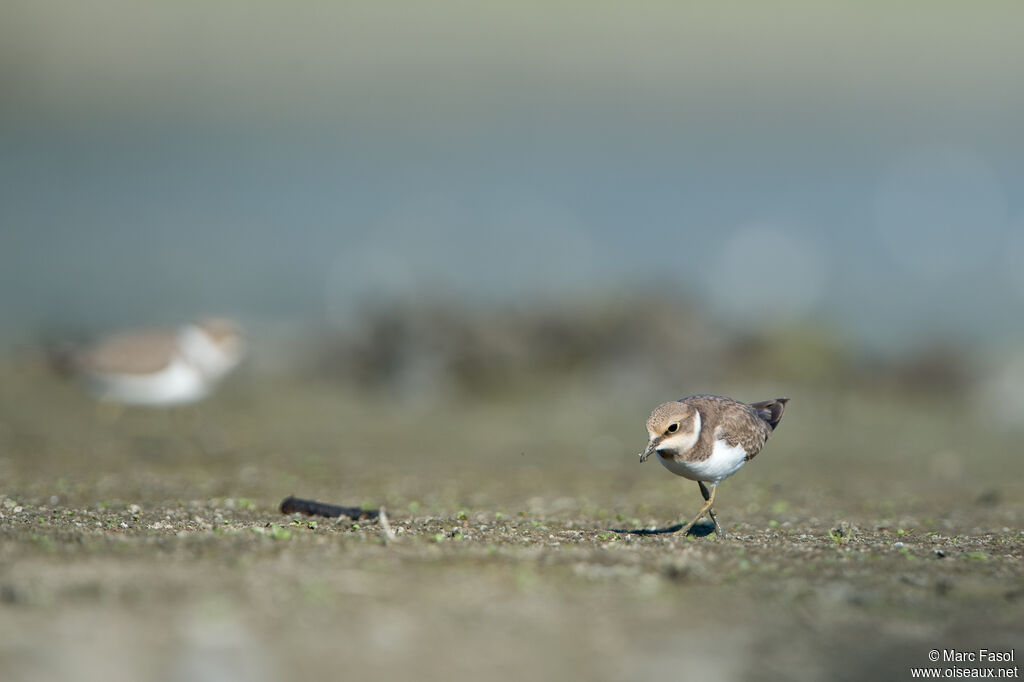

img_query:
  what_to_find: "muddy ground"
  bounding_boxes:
[1,364,1022,681]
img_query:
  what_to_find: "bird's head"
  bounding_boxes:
[638,401,701,462]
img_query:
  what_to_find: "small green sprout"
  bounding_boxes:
[269,525,292,540]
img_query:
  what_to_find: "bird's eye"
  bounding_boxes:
[666,423,679,434]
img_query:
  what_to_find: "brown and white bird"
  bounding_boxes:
[56,318,245,407]
[638,394,789,537]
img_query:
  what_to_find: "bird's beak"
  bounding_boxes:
[639,440,658,463]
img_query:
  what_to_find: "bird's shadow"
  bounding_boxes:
[610,520,716,537]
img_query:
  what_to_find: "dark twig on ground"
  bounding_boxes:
[280,495,380,520]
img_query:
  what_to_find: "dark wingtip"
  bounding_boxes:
[750,397,789,431]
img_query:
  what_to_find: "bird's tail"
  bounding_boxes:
[44,346,75,379]
[750,398,789,431]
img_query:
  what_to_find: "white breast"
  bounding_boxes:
[82,358,210,406]
[657,438,750,483]
[176,324,241,381]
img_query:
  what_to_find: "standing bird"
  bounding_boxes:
[638,395,788,537]
[54,318,245,408]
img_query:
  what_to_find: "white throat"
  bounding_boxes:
[176,324,240,381]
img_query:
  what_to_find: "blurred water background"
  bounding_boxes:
[3,2,1024,360]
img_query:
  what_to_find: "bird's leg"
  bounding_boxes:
[679,482,720,537]
[699,482,726,538]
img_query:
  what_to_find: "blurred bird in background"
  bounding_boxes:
[50,317,245,417]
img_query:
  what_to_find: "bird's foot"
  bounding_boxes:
[708,509,727,538]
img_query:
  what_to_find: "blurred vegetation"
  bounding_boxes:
[307,292,974,400]
[318,296,715,392]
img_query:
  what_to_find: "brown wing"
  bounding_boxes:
[680,395,773,461]
[77,330,178,374]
